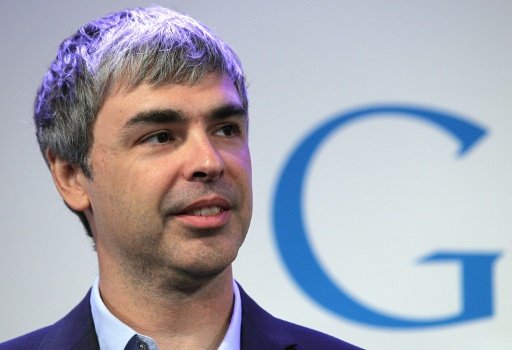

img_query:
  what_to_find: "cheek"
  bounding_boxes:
[90,159,165,215]
[232,146,251,173]
[226,149,252,188]
[229,149,252,204]
[243,151,253,189]
[118,155,174,188]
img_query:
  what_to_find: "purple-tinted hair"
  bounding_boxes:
[34,6,247,237]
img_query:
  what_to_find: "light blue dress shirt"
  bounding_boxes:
[90,276,242,350]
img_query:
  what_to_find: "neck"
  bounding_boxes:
[97,260,235,349]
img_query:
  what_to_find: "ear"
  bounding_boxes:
[46,149,91,212]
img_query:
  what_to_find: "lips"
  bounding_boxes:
[174,197,232,229]
[187,206,223,216]
[179,196,231,214]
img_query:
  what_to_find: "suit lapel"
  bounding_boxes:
[34,285,300,350]
[38,290,100,350]
[239,284,296,350]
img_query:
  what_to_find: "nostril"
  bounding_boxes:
[191,168,224,181]
[193,171,208,178]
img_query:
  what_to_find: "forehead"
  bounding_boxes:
[97,73,243,126]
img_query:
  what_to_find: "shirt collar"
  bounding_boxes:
[219,279,242,350]
[90,276,242,350]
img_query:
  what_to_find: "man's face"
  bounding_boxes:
[82,73,252,285]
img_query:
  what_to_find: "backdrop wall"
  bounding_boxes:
[1,1,511,349]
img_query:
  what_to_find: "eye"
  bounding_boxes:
[142,131,172,144]
[215,124,240,137]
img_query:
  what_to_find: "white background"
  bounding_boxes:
[1,1,511,349]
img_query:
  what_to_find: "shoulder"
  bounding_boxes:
[0,327,49,350]
[268,315,364,349]
[278,319,362,349]
[238,284,363,349]
[0,326,52,350]
[0,290,98,350]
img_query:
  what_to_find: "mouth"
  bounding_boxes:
[174,197,233,229]
[186,206,224,217]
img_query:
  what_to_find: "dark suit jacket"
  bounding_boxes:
[0,285,362,349]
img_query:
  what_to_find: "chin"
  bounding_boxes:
[166,246,237,281]
[186,252,236,277]
[159,262,231,293]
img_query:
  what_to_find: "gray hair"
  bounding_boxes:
[34,6,248,237]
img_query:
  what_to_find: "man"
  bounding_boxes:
[0,6,361,350]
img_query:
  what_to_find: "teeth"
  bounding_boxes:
[191,206,222,216]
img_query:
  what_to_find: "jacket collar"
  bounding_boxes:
[38,290,99,350]
[238,284,297,350]
[36,284,297,350]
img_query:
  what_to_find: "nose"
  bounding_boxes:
[182,133,225,182]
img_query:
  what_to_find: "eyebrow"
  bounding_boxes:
[207,104,247,122]
[123,109,185,129]
[122,103,247,130]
